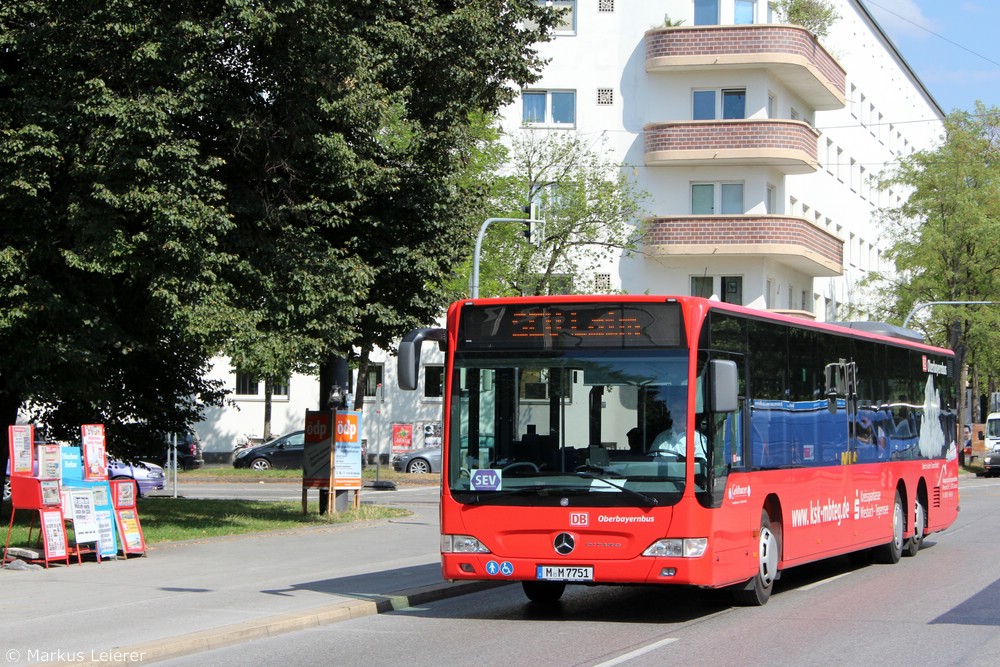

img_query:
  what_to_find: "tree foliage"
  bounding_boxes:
[773,0,840,38]
[0,0,560,472]
[472,129,648,297]
[866,103,1000,425]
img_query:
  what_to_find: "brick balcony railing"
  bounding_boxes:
[644,119,819,174]
[645,25,846,110]
[645,215,843,277]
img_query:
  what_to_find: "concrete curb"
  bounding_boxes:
[54,580,506,666]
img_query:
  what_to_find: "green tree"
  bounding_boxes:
[772,0,840,38]
[473,129,648,297]
[0,1,236,464]
[0,0,561,494]
[867,103,1000,433]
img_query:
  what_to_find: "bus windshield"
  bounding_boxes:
[449,349,705,506]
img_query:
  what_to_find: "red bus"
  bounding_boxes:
[398,296,960,605]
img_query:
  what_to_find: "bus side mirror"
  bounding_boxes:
[709,359,738,413]
[398,328,447,390]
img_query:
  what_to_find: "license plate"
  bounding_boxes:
[536,565,593,581]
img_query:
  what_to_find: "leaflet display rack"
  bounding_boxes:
[3,476,71,568]
[110,479,146,555]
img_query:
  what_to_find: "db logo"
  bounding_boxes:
[570,512,589,527]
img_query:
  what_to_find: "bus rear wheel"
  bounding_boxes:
[903,497,926,557]
[733,509,780,606]
[521,581,566,604]
[875,490,904,564]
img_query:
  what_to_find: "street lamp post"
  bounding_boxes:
[470,216,542,299]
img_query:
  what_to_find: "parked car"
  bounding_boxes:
[108,459,166,496]
[4,459,165,500]
[393,446,441,474]
[160,431,204,470]
[233,431,305,470]
[982,443,1000,477]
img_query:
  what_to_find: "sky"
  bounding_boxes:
[860,0,1000,114]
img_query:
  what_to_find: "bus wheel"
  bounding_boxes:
[522,581,566,604]
[875,490,904,564]
[733,509,779,606]
[903,498,926,557]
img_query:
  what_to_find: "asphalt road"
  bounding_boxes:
[149,479,439,503]
[157,475,1000,667]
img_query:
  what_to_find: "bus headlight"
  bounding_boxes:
[441,534,491,554]
[643,538,708,558]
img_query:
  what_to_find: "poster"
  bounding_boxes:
[37,443,62,479]
[391,423,414,453]
[113,479,136,509]
[116,508,145,554]
[95,510,118,558]
[40,479,62,507]
[8,424,35,476]
[41,509,68,560]
[302,410,363,490]
[64,488,101,544]
[423,422,442,448]
[81,424,108,481]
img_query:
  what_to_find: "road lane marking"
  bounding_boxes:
[592,637,679,667]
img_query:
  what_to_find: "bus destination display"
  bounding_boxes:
[459,302,684,350]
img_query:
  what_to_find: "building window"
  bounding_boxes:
[722,276,742,305]
[692,182,744,214]
[734,0,755,24]
[694,0,719,25]
[693,88,745,120]
[235,371,289,398]
[550,0,576,32]
[362,364,384,398]
[424,366,444,399]
[691,276,713,298]
[522,90,576,126]
[235,371,257,396]
[767,93,776,119]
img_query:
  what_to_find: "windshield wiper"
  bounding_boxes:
[575,472,659,507]
[463,485,586,504]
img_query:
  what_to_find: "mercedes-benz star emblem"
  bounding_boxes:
[553,532,575,555]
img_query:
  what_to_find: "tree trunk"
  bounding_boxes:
[263,379,273,440]
[353,346,372,415]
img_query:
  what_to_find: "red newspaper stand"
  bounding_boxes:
[3,477,70,568]
[110,479,146,556]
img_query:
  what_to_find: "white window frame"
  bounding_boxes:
[691,181,744,215]
[522,89,577,127]
[692,88,746,120]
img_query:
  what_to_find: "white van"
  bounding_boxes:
[983,413,1000,476]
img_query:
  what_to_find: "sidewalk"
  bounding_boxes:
[1,495,492,666]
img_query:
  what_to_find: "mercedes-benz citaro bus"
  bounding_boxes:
[397,296,960,606]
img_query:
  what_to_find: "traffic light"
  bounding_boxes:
[522,205,532,242]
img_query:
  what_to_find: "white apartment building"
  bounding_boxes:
[195,0,945,461]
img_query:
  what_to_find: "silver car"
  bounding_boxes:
[393,446,441,474]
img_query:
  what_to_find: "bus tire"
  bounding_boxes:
[733,509,779,606]
[903,497,926,557]
[521,581,565,604]
[875,490,904,564]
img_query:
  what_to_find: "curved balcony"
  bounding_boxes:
[645,215,843,277]
[645,25,846,110]
[644,119,819,174]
